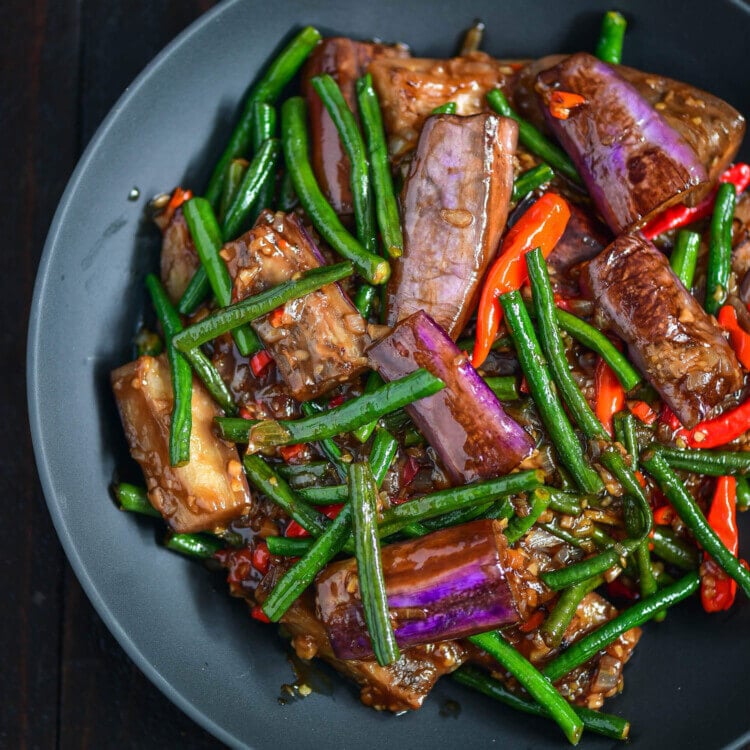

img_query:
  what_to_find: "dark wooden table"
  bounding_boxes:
[4,2,226,747]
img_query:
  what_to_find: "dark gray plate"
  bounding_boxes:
[27,1,750,748]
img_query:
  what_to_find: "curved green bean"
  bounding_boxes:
[506,488,551,544]
[218,158,248,224]
[649,445,750,476]
[512,163,554,203]
[542,575,604,648]
[705,182,737,316]
[670,230,700,289]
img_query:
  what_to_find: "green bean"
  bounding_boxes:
[483,497,516,521]
[548,491,584,516]
[173,262,352,351]
[218,158,248,223]
[541,542,634,591]
[350,462,400,666]
[527,248,607,441]
[456,335,512,354]
[613,412,639,471]
[670,229,700,289]
[483,376,520,401]
[651,526,700,570]
[431,102,457,114]
[134,327,163,357]
[421,502,496,532]
[650,445,750,476]
[145,274,192,466]
[705,182,737,316]
[281,97,389,284]
[377,470,544,538]
[276,460,333,485]
[352,371,384,443]
[453,666,630,741]
[183,197,262,357]
[595,10,627,64]
[250,102,277,219]
[538,522,596,552]
[177,266,211,315]
[555,309,642,391]
[222,370,444,449]
[300,401,349,481]
[263,505,353,621]
[165,532,223,559]
[468,631,583,745]
[312,75,377,255]
[297,485,347,504]
[487,90,581,185]
[115,482,159,517]
[506,488,551,544]
[500,290,603,494]
[356,75,404,259]
[737,474,750,511]
[278,169,298,212]
[354,285,377,319]
[204,26,321,206]
[512,163,554,203]
[641,452,750,598]
[542,575,604,648]
[266,536,313,556]
[543,571,700,682]
[221,138,281,241]
[242,454,330,537]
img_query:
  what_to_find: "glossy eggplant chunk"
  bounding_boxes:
[514,54,744,186]
[155,205,200,304]
[111,355,252,532]
[547,201,611,276]
[386,113,517,339]
[302,37,409,215]
[368,311,534,483]
[368,52,523,161]
[585,233,742,427]
[536,53,708,234]
[222,210,369,401]
[316,520,520,660]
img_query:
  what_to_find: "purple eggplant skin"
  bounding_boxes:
[513,55,745,188]
[385,113,518,341]
[368,311,534,483]
[535,52,708,234]
[315,519,520,661]
[584,233,742,428]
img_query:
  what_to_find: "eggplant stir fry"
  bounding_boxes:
[112,13,750,744]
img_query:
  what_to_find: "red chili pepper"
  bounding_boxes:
[279,444,305,463]
[718,305,750,370]
[627,400,657,425]
[653,504,677,526]
[269,306,285,328]
[252,542,270,575]
[518,609,546,633]
[215,547,254,586]
[328,394,345,408]
[553,293,581,313]
[548,91,587,120]
[641,162,750,239]
[594,358,625,437]
[161,186,193,227]
[671,398,750,449]
[239,405,254,420]
[401,455,420,487]
[250,350,274,378]
[471,193,571,368]
[701,476,739,612]
[606,578,639,601]
[519,376,530,395]
[251,605,271,623]
[320,503,344,520]
[284,504,343,539]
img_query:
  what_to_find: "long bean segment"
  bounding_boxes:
[356,74,404,258]
[487,90,581,185]
[505,488,551,544]
[543,571,700,682]
[173,262,353,351]
[177,266,211,315]
[145,274,192,466]
[350,462,400,666]
[300,401,349,481]
[641,452,750,598]
[613,412,639,470]
[312,74,377,255]
[555,309,642,391]
[219,158,248,223]
[431,101,457,114]
[266,536,313,556]
[204,26,321,206]
[512,163,554,203]
[165,532,223,559]
[541,544,632,591]
[500,290,603,494]
[220,370,444,449]
[183,197,262,357]
[651,445,750,476]
[453,666,629,741]
[595,11,627,64]
[250,102,278,218]
[469,631,583,745]
[670,229,700,289]
[705,182,737,315]
[115,482,159,517]
[542,575,604,648]
[483,376,520,402]
[651,526,700,570]
[263,505,353,621]
[352,371,384,443]
[281,97,389,284]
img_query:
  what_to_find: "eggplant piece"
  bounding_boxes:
[514,54,744,186]
[156,206,200,304]
[547,201,611,276]
[536,52,708,234]
[222,210,370,401]
[316,520,520,660]
[368,311,534,483]
[302,37,409,215]
[111,355,252,532]
[585,233,742,428]
[386,113,517,339]
[368,52,524,161]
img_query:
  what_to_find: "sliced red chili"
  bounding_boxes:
[252,542,270,575]
[250,350,274,378]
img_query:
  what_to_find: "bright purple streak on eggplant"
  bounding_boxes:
[368,311,533,484]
